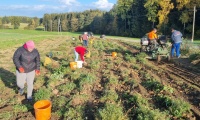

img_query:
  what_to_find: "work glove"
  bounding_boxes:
[35,70,40,76]
[18,67,25,73]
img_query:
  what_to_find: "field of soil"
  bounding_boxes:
[0,35,200,120]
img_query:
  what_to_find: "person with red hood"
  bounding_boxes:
[74,46,88,64]
[13,40,40,102]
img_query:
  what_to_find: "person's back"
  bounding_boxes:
[82,34,88,40]
[75,46,86,54]
[148,29,157,40]
[171,30,182,43]
[74,46,87,64]
[148,28,158,50]
[171,28,182,58]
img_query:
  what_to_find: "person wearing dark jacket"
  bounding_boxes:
[171,28,182,58]
[74,46,88,64]
[13,40,40,102]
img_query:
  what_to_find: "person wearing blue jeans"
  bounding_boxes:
[82,32,89,47]
[171,28,182,58]
[171,43,181,57]
[83,40,88,47]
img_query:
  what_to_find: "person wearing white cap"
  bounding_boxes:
[82,32,89,47]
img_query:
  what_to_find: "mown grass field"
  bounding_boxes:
[0,29,81,49]
[0,29,200,120]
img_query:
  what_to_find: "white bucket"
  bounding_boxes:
[141,41,149,45]
[76,61,83,68]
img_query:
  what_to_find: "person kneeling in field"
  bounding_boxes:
[74,46,88,65]
[13,40,40,102]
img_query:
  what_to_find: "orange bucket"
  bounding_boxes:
[34,100,52,120]
[112,52,117,58]
[70,62,77,70]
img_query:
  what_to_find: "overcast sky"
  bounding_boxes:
[0,0,117,18]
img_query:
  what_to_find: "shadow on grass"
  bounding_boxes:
[20,99,35,119]
[84,101,95,120]
[0,67,17,92]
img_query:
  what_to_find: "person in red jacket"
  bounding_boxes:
[13,40,40,102]
[74,46,88,64]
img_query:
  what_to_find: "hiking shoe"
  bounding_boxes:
[27,98,33,103]
[27,99,32,102]
[178,54,181,58]
[19,88,24,96]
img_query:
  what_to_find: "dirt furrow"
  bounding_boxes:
[164,62,200,80]
[165,66,200,88]
[114,40,200,117]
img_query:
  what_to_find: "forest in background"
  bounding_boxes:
[0,0,200,38]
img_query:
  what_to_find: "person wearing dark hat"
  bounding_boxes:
[74,46,88,64]
[171,28,182,58]
[13,40,40,102]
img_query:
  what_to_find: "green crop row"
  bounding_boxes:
[140,71,191,119]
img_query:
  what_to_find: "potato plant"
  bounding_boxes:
[139,69,192,119]
[96,103,128,120]
[57,82,76,95]
[77,73,96,91]
[13,104,31,114]
[122,92,169,119]
[135,52,147,64]
[0,112,13,120]
[64,105,84,120]
[52,95,69,116]
[34,87,52,101]
[90,60,101,70]
[169,99,191,118]
[124,53,136,63]
[100,89,119,103]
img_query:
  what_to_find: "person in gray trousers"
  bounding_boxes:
[13,40,40,102]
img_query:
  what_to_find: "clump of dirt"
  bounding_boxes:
[71,97,84,106]
[130,70,139,81]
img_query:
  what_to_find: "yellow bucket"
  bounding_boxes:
[70,62,77,70]
[90,40,93,44]
[44,57,52,66]
[85,50,91,58]
[34,100,52,120]
[112,52,117,58]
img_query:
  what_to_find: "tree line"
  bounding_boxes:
[0,0,200,38]
[0,16,42,29]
